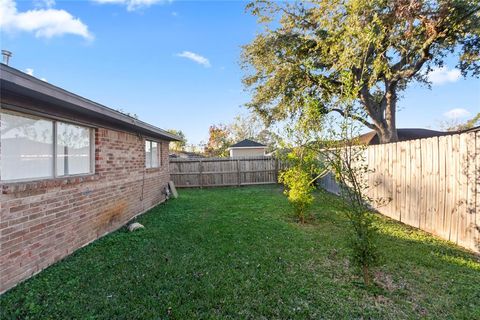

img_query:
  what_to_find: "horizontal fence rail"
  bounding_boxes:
[169,156,285,188]
[318,130,479,253]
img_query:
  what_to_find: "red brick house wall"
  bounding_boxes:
[0,127,171,293]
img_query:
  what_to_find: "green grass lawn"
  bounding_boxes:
[1,186,479,319]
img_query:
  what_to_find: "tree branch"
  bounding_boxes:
[390,5,480,83]
[330,108,376,130]
[279,5,318,30]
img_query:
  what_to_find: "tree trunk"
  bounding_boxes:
[377,125,398,144]
[379,84,399,143]
[299,214,305,224]
[364,109,398,144]
[359,85,399,144]
[362,265,371,286]
[369,85,398,144]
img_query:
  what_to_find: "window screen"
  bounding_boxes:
[1,110,54,181]
[0,109,93,182]
[145,140,159,168]
[56,122,92,176]
[151,142,159,167]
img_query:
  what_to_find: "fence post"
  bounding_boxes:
[199,160,203,188]
[237,159,241,186]
[274,157,279,183]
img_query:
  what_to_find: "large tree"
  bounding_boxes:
[242,0,480,143]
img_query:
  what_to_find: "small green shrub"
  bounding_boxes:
[279,167,315,223]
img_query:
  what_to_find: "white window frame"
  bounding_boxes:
[159,141,163,167]
[0,108,95,183]
[145,139,161,169]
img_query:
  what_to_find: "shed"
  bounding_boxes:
[228,139,267,157]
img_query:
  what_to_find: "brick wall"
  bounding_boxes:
[0,127,171,293]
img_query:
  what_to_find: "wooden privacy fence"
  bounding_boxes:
[169,156,284,188]
[319,130,479,253]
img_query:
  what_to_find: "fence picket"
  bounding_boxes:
[438,136,447,239]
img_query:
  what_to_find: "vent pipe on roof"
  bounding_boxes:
[2,50,12,65]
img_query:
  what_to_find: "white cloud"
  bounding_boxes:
[176,51,211,67]
[0,0,93,40]
[427,66,461,85]
[92,0,171,11]
[443,108,471,119]
[33,0,55,8]
[40,77,48,82]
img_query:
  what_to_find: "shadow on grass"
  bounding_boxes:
[310,189,478,260]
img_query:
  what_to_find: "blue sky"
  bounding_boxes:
[1,0,479,145]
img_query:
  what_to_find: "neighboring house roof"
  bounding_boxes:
[0,63,182,142]
[357,128,452,145]
[229,139,266,148]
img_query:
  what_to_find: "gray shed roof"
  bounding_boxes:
[229,139,266,148]
[0,63,181,141]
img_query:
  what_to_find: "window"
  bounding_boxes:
[1,110,54,181]
[145,140,160,168]
[0,109,93,182]
[56,122,92,176]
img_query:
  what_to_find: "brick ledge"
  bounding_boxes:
[1,174,100,195]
